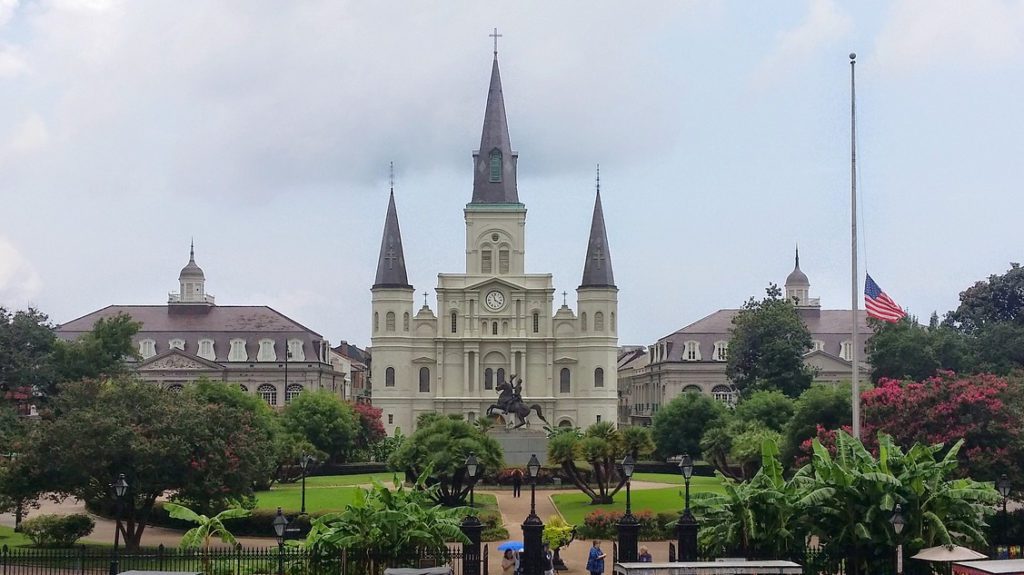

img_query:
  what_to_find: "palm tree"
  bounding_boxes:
[163,502,250,574]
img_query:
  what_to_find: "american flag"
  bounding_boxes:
[864,274,906,322]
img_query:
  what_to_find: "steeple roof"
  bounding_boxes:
[373,191,412,290]
[579,187,615,289]
[471,56,519,204]
[178,240,205,280]
[786,246,809,287]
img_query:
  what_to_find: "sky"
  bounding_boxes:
[1,0,1023,348]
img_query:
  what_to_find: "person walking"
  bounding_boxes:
[543,543,555,575]
[501,550,516,575]
[638,546,653,563]
[586,541,606,575]
[512,468,523,498]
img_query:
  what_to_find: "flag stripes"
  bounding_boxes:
[864,273,906,322]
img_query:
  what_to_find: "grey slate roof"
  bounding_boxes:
[579,191,616,288]
[56,305,324,363]
[470,57,520,204]
[373,191,412,289]
[654,308,870,364]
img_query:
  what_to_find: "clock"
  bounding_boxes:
[484,290,506,311]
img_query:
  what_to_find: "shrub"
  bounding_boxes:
[148,502,316,537]
[478,510,509,542]
[20,514,95,547]
[578,510,660,540]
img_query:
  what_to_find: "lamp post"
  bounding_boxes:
[299,453,316,515]
[676,454,698,561]
[890,504,905,575]
[273,507,288,575]
[997,474,1012,546]
[521,454,545,575]
[461,453,483,575]
[109,474,129,575]
[617,455,639,562]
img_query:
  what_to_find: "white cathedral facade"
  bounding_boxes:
[369,53,620,435]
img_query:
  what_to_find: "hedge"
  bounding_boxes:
[20,514,95,547]
[577,509,676,540]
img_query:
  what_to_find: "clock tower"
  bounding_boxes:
[369,50,619,434]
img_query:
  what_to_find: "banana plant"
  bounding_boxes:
[163,501,250,573]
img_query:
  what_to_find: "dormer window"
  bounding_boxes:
[198,339,215,361]
[713,341,728,362]
[257,339,276,362]
[287,339,304,361]
[228,339,247,362]
[684,341,702,361]
[169,339,185,351]
[489,149,502,182]
[139,339,157,359]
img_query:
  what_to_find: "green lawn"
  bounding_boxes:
[550,477,725,525]
[255,479,499,515]
[278,473,400,488]
[0,525,33,548]
[634,472,717,485]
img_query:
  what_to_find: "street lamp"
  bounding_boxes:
[617,454,639,562]
[273,507,288,575]
[109,474,129,575]
[997,474,1012,545]
[521,454,545,575]
[676,454,698,561]
[461,453,483,575]
[890,504,906,575]
[299,453,316,515]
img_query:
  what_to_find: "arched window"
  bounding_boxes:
[594,367,604,388]
[683,385,702,394]
[419,367,430,392]
[712,385,736,405]
[497,368,505,385]
[560,368,571,393]
[489,149,502,182]
[285,384,304,404]
[451,311,458,333]
[481,250,493,273]
[532,312,540,333]
[558,419,573,428]
[385,367,395,387]
[484,368,494,390]
[594,312,604,331]
[258,384,277,406]
[499,249,509,274]
[492,322,498,335]
[166,384,184,393]
[374,312,379,332]
[239,384,248,393]
[385,312,396,332]
[403,312,410,332]
[581,312,587,332]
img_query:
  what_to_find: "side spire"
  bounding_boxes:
[471,41,519,204]
[580,166,615,289]
[373,174,412,290]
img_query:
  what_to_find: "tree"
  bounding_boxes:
[945,263,1024,335]
[733,391,794,432]
[652,391,726,460]
[298,471,468,561]
[861,372,1024,484]
[0,307,57,402]
[388,414,503,506]
[867,317,974,382]
[281,390,359,463]
[781,384,851,465]
[547,422,654,504]
[164,502,250,574]
[726,284,814,398]
[51,313,140,384]
[13,378,275,548]
[351,402,386,456]
[799,432,998,575]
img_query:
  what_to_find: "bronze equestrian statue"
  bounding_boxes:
[486,374,549,429]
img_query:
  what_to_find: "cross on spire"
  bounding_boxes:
[592,243,605,270]
[562,291,568,306]
[389,161,394,191]
[423,292,429,307]
[384,237,397,269]
[490,28,502,57]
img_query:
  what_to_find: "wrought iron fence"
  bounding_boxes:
[0,545,471,575]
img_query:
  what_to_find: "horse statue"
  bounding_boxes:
[485,374,549,429]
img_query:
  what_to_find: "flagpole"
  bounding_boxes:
[850,52,861,440]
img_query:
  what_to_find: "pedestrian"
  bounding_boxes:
[586,541,606,575]
[514,549,522,575]
[543,543,555,575]
[512,468,523,498]
[638,546,652,563]
[501,550,516,575]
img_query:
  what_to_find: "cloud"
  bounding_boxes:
[874,0,1024,73]
[0,44,27,78]
[0,0,18,28]
[753,0,852,86]
[0,238,42,305]
[5,113,48,153]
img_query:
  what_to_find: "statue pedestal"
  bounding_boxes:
[488,428,549,466]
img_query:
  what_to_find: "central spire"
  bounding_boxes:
[471,49,519,204]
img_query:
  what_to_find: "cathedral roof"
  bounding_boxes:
[178,242,205,280]
[373,191,412,290]
[786,248,809,287]
[579,190,616,289]
[470,56,520,204]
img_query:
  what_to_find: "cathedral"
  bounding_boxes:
[369,52,620,435]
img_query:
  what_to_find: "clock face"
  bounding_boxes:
[485,290,505,311]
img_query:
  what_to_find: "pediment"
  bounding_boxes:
[464,277,526,292]
[411,356,436,364]
[139,349,223,371]
[803,349,867,374]
[553,356,578,365]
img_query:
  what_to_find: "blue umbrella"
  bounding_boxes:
[497,541,524,552]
